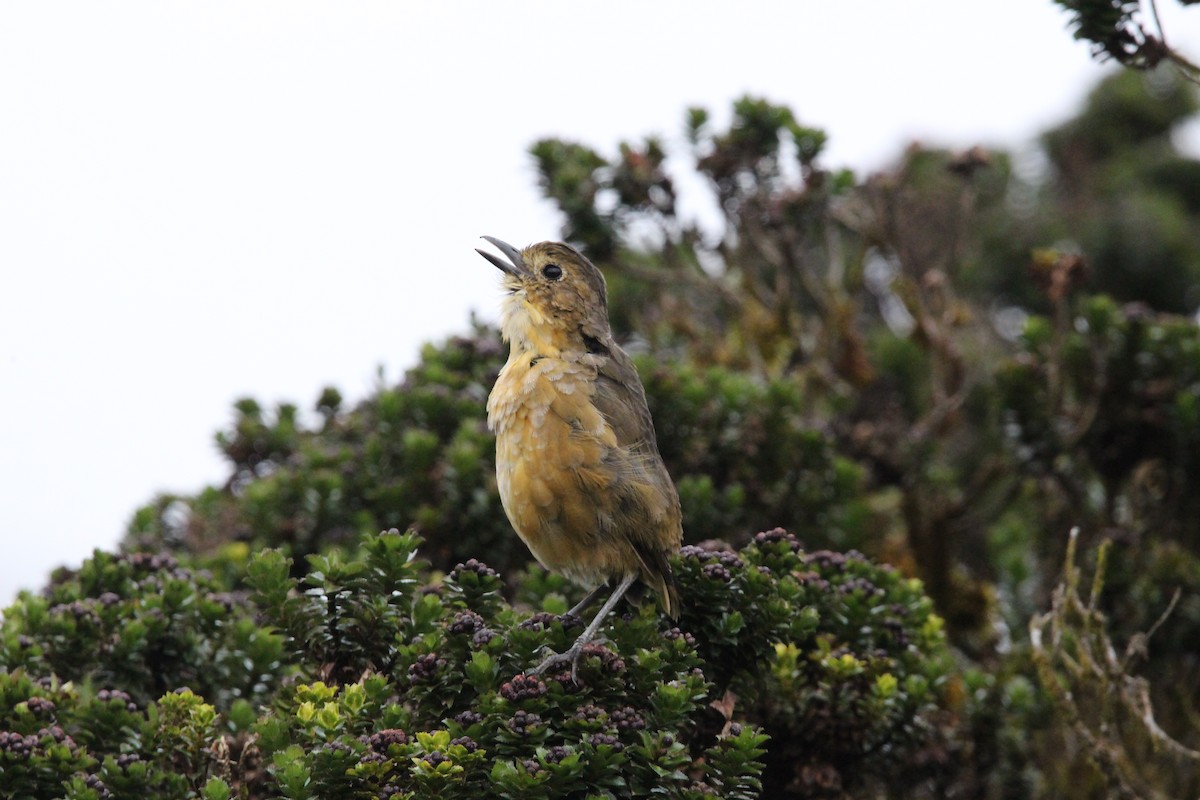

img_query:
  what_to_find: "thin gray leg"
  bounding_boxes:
[567,583,609,617]
[531,572,638,680]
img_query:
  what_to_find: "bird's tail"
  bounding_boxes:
[639,550,681,621]
[660,572,681,621]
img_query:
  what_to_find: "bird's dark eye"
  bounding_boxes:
[542,264,563,280]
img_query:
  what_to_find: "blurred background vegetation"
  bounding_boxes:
[113,64,1200,798]
[5,7,1200,795]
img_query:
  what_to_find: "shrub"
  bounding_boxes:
[122,327,872,580]
[1,528,952,799]
[0,549,286,711]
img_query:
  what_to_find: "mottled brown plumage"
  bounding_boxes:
[477,236,682,676]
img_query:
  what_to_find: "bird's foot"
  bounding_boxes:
[529,635,614,683]
[557,611,584,629]
[529,643,585,682]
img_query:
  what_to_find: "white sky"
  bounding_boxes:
[3,2,1199,604]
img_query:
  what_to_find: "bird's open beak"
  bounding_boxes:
[476,236,529,278]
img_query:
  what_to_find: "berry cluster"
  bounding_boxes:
[586,732,623,750]
[96,688,138,712]
[754,527,802,550]
[407,653,447,683]
[609,705,646,733]
[0,725,76,757]
[23,697,56,717]
[450,559,499,580]
[500,674,547,702]
[449,735,479,753]
[507,710,543,736]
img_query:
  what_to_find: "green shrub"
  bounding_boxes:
[0,550,286,711]
[123,327,872,580]
[1,529,952,799]
[242,528,949,798]
[17,79,1200,798]
[0,671,239,800]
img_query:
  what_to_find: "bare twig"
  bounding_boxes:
[1030,530,1200,797]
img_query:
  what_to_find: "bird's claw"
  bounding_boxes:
[529,644,584,682]
[557,612,584,629]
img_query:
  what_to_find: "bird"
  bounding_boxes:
[476,236,682,678]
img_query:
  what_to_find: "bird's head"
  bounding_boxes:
[476,236,611,355]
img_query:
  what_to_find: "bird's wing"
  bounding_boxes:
[590,342,660,452]
[588,342,682,618]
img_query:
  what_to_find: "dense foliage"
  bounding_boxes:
[1,529,949,799]
[121,330,871,584]
[4,65,1200,798]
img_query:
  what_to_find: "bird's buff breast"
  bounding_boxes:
[487,354,625,587]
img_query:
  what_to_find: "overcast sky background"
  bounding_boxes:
[3,2,1199,604]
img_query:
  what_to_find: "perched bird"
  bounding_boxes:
[477,236,682,677]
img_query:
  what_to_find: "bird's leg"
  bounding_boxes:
[566,583,609,618]
[530,572,637,681]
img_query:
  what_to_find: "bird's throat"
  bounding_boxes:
[500,293,572,357]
